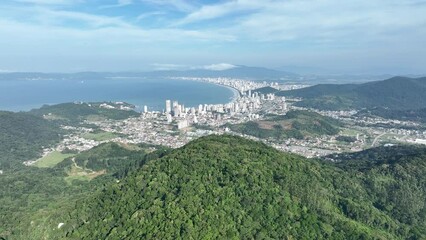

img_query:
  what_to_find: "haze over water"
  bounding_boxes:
[0,78,235,112]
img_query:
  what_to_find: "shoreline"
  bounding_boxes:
[207,82,241,104]
[0,78,239,112]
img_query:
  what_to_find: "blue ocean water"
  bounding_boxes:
[0,78,235,112]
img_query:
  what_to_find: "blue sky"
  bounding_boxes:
[0,0,425,74]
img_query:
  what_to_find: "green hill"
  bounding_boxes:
[226,110,342,140]
[324,145,426,229]
[30,102,140,124]
[0,142,167,239]
[0,111,63,168]
[25,135,424,239]
[358,107,426,123]
[251,86,279,95]
[278,76,426,111]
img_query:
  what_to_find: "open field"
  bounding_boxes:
[81,131,120,141]
[34,151,75,168]
[64,161,106,184]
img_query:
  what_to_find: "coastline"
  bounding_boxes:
[190,80,241,105]
[0,78,235,112]
[210,83,241,104]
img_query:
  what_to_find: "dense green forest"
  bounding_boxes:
[5,135,421,239]
[29,102,140,124]
[227,110,341,140]
[278,76,426,111]
[358,107,426,123]
[250,86,279,95]
[0,111,63,169]
[0,142,169,239]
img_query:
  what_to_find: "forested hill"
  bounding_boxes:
[0,111,62,168]
[278,76,426,111]
[29,102,140,123]
[227,110,342,140]
[40,135,425,239]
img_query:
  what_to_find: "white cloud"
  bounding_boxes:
[99,0,133,9]
[203,63,236,71]
[13,0,81,5]
[176,0,262,26]
[151,63,189,70]
[136,11,165,21]
[140,0,195,12]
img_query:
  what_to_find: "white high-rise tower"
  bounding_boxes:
[165,100,171,113]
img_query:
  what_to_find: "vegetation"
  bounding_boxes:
[24,135,421,239]
[0,111,63,169]
[251,86,279,95]
[2,130,426,239]
[358,107,426,123]
[227,110,341,140]
[336,135,357,143]
[278,76,426,111]
[0,142,167,239]
[324,144,426,235]
[33,151,75,168]
[30,102,140,124]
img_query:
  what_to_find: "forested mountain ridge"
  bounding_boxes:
[0,111,62,168]
[226,110,342,140]
[278,76,426,111]
[0,142,169,239]
[29,135,425,239]
[29,102,140,124]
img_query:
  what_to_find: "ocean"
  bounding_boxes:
[0,78,235,112]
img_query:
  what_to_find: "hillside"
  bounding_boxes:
[227,110,342,140]
[251,86,279,95]
[0,142,168,239]
[22,135,423,239]
[357,107,426,123]
[0,111,62,168]
[324,145,426,230]
[278,76,426,111]
[29,102,140,124]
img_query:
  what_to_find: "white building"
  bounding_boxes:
[165,100,171,113]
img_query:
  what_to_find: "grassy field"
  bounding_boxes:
[34,151,75,168]
[82,131,120,141]
[64,165,106,184]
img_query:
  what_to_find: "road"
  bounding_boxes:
[371,133,386,147]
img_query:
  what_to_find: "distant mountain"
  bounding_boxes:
[121,65,297,80]
[278,76,426,111]
[0,66,297,81]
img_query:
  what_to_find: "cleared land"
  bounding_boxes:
[34,151,75,168]
[82,131,120,141]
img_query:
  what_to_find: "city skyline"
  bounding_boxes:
[0,0,425,74]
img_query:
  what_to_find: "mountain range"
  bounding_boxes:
[0,66,296,81]
[277,76,426,111]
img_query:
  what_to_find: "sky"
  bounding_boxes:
[0,0,425,74]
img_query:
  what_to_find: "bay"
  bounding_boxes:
[0,78,235,112]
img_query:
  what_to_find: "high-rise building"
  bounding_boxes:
[165,100,171,113]
[143,105,148,113]
[166,113,172,123]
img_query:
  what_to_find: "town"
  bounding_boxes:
[27,77,426,166]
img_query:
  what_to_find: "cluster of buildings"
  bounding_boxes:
[140,87,287,130]
[24,77,426,166]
